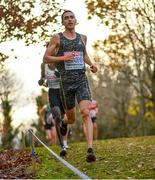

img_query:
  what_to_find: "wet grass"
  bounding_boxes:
[33,136,155,179]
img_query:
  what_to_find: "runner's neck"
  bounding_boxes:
[63,31,76,40]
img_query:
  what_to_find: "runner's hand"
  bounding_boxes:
[38,79,44,86]
[43,82,48,87]
[90,64,98,73]
[64,52,75,61]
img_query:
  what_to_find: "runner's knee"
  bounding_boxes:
[67,118,75,124]
[66,115,75,124]
[66,109,76,124]
[80,108,90,119]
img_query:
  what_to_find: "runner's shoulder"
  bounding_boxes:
[80,33,87,38]
[79,33,87,45]
[49,33,60,45]
[80,33,87,39]
[53,33,60,39]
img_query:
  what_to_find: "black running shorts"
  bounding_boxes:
[60,73,91,109]
[48,88,65,115]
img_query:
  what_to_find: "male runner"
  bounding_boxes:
[43,10,98,162]
[38,63,68,156]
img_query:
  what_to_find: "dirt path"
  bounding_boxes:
[0,148,36,179]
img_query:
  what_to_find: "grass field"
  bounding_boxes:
[30,136,155,179]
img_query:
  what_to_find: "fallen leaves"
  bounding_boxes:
[0,148,35,179]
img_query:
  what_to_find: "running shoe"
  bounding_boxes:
[86,148,96,162]
[60,146,67,157]
[64,145,69,149]
[60,119,68,136]
[63,141,69,149]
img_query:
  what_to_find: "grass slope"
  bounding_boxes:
[31,136,155,179]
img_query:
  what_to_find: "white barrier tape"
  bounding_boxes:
[28,129,91,179]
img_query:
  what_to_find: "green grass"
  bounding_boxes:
[32,136,155,179]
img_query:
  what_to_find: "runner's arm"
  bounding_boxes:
[40,63,45,79]
[81,35,98,73]
[38,63,45,86]
[43,34,75,63]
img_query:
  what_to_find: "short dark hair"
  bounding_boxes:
[61,10,74,21]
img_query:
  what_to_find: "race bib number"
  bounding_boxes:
[64,51,84,70]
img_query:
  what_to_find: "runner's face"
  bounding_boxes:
[62,12,76,29]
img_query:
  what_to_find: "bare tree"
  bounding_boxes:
[0,65,23,148]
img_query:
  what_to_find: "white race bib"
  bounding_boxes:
[47,79,60,89]
[64,51,84,70]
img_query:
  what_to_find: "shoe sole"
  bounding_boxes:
[60,149,67,157]
[86,154,96,162]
